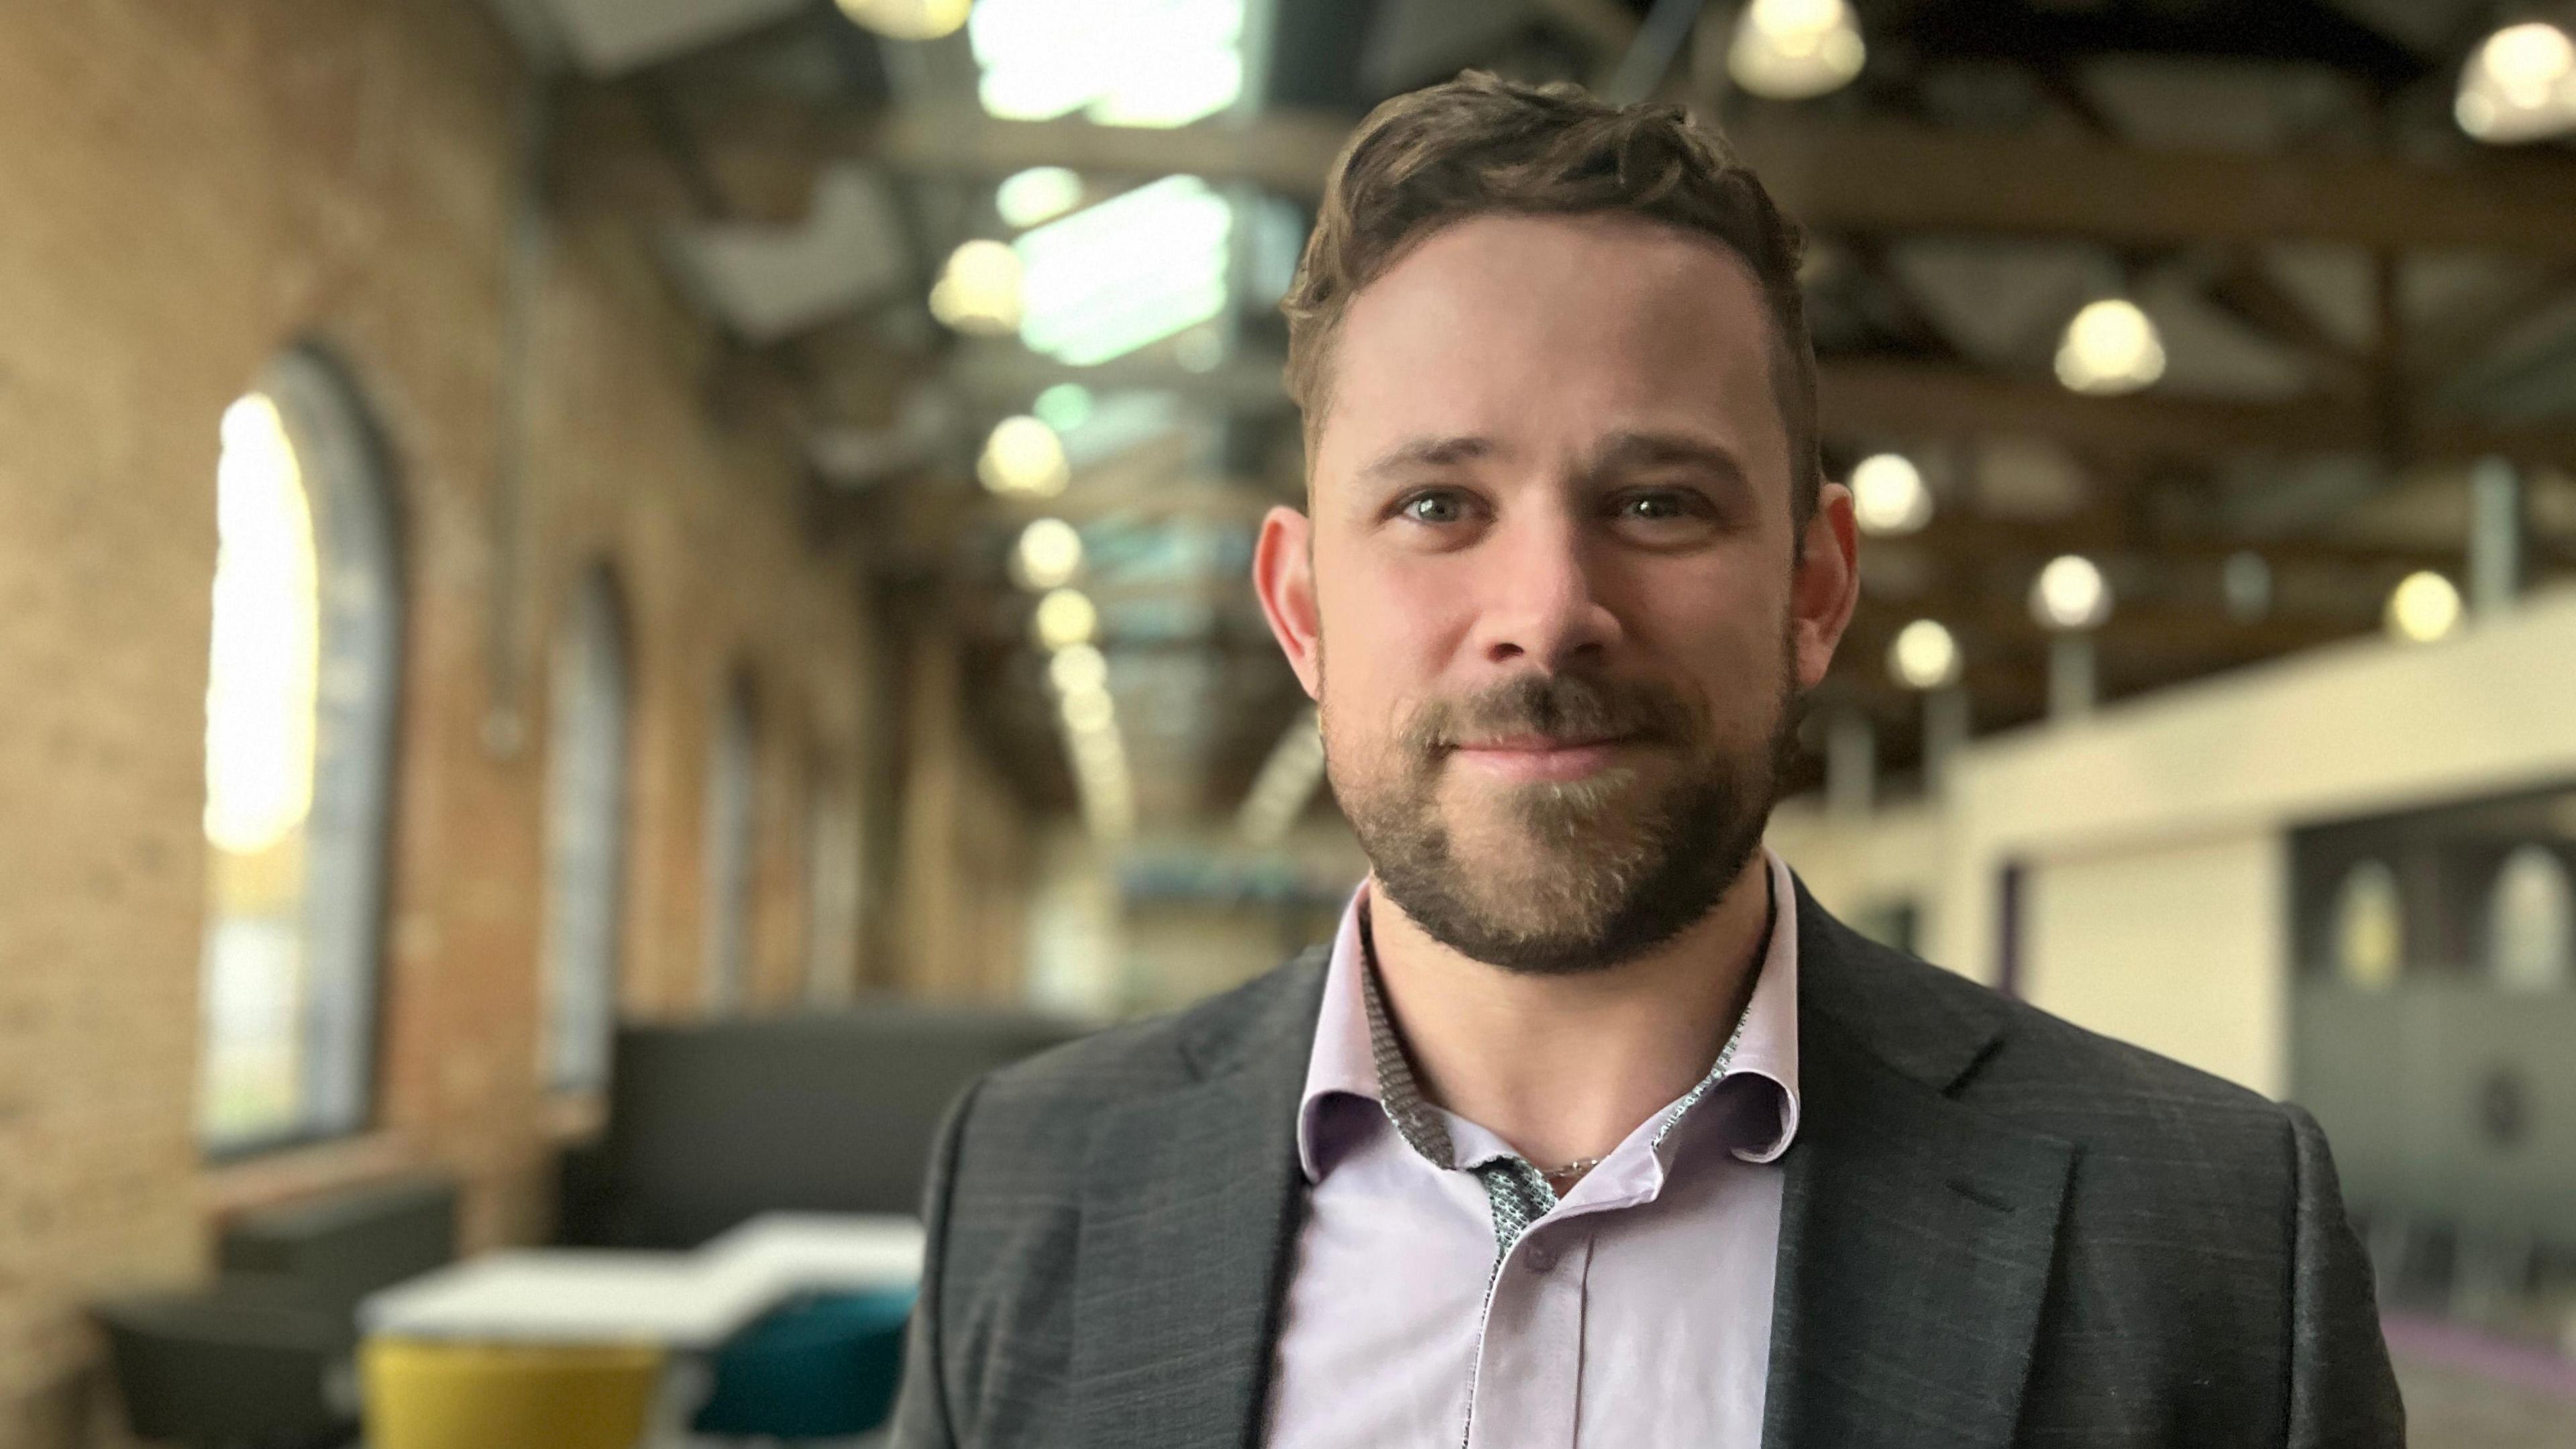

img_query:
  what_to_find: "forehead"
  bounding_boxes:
[1312,212,1786,487]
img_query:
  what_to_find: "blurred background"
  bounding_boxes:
[4,0,2576,1445]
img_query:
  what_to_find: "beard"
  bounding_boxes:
[1327,647,1799,977]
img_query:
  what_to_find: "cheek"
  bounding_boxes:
[1625,568,1792,705]
[1316,566,1466,770]
[1318,545,1470,677]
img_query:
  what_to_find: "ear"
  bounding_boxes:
[1791,480,1860,692]
[1254,504,1324,700]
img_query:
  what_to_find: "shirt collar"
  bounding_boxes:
[1294,849,1805,1184]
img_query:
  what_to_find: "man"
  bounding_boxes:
[892,73,2403,1448]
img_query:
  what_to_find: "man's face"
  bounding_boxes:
[1254,213,1858,974]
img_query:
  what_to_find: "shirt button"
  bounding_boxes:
[1523,1242,1556,1273]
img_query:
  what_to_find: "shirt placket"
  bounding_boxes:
[1360,962,1752,1449]
[1464,1225,1591,1449]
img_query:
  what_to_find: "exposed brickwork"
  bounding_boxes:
[0,3,892,1443]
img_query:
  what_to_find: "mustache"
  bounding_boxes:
[1401,673,1707,755]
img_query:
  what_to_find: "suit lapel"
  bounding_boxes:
[1762,890,2075,1449]
[1065,955,1324,1449]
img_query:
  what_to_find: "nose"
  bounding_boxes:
[1464,508,1621,672]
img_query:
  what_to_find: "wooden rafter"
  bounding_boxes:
[942,347,2576,471]
[844,107,2576,260]
[1815,360,2576,470]
[564,90,2576,262]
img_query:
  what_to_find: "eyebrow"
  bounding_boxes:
[1580,429,1750,491]
[1348,428,1756,504]
[1357,434,1503,482]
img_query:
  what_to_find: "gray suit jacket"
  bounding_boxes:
[890,881,2404,1448]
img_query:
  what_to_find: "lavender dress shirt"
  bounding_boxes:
[1265,849,1804,1449]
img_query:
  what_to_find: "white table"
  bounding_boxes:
[361,1214,924,1350]
[360,1250,743,1350]
[699,1213,925,1307]
[358,1214,924,1448]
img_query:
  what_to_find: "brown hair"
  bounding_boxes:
[1281,70,1820,526]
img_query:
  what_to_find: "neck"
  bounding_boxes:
[1366,851,1776,1172]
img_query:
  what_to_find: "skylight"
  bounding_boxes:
[969,0,1248,128]
[1015,176,1234,366]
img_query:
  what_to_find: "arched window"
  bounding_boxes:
[703,672,760,1011]
[197,349,401,1152]
[2330,859,2404,991]
[541,566,631,1090]
[804,763,864,1005]
[2487,844,2573,993]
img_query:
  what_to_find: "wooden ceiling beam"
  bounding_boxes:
[1816,360,2576,470]
[2410,263,2576,391]
[1873,515,2470,588]
[1732,119,2576,262]
[857,107,2576,260]
[1840,590,2365,667]
[1529,0,1643,58]
[2201,254,2371,394]
[575,93,2576,262]
[951,345,2576,472]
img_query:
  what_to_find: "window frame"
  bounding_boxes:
[540,561,635,1093]
[702,669,761,1012]
[198,343,405,1161]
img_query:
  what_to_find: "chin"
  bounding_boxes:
[1442,814,1652,908]
[1451,760,1648,815]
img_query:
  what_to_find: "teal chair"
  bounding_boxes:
[692,1289,915,1440]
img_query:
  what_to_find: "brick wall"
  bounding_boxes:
[0,3,897,1443]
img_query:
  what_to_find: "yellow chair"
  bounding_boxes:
[361,1338,666,1449]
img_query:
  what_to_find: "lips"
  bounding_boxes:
[1446,735,1642,782]
[1449,733,1634,753]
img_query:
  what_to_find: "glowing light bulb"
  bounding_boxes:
[2055,298,2165,396]
[1888,619,1962,691]
[835,0,971,41]
[1012,517,1084,590]
[996,166,1084,229]
[930,239,1022,337]
[1033,587,1098,650]
[2029,554,2112,632]
[1728,0,1866,99]
[2457,22,2576,143]
[1060,686,1115,735]
[2385,571,2463,643]
[1047,643,1108,696]
[1849,452,1932,537]
[979,415,1070,498]
[2485,23,2576,107]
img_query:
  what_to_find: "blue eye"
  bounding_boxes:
[1401,492,1466,524]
